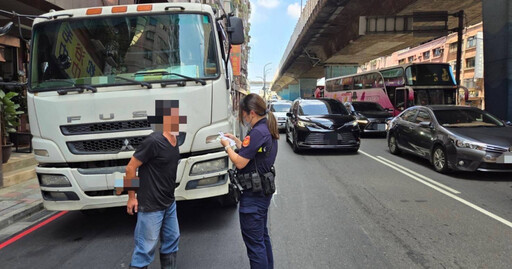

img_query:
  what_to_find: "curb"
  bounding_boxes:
[0,201,44,231]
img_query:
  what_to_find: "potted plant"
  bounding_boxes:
[0,90,24,163]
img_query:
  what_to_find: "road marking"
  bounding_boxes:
[359,150,512,229]
[0,211,68,251]
[375,156,460,194]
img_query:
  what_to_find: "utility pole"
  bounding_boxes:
[452,10,464,86]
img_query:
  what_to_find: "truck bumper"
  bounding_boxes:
[37,151,230,211]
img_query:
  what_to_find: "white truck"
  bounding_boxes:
[24,3,244,211]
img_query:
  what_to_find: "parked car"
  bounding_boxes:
[387,105,512,173]
[344,101,392,134]
[269,101,292,131]
[285,98,360,153]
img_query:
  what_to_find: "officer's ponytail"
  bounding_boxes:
[240,94,279,139]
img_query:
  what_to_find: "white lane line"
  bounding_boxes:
[359,150,512,229]
[375,156,460,194]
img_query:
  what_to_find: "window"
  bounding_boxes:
[449,42,458,52]
[450,61,457,73]
[423,51,430,60]
[400,109,417,122]
[463,78,476,89]
[398,59,406,65]
[408,56,415,63]
[146,31,155,41]
[433,48,443,57]
[466,57,475,69]
[466,36,476,48]
[144,49,153,61]
[415,110,431,124]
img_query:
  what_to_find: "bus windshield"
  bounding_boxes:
[29,13,219,92]
[405,64,455,86]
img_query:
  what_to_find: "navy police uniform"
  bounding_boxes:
[237,117,278,269]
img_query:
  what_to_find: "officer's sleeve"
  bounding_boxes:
[133,135,156,163]
[238,129,265,160]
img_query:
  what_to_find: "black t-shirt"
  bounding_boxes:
[133,132,179,212]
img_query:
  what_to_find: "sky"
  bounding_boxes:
[247,0,303,85]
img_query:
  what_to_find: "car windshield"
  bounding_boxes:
[271,103,291,112]
[352,102,384,112]
[29,13,218,92]
[300,100,348,116]
[434,109,504,127]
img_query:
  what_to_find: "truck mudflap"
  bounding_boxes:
[36,150,231,211]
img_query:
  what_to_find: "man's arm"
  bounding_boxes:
[126,156,143,215]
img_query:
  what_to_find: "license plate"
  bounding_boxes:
[377,124,386,131]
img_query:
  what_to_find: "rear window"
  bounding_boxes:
[299,100,348,116]
[271,103,291,112]
[352,102,385,112]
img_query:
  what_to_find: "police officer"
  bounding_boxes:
[221,93,279,269]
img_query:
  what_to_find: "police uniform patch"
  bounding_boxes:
[242,136,250,147]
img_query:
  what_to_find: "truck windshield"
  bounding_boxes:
[29,13,219,92]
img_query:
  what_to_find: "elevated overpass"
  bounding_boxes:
[271,0,482,99]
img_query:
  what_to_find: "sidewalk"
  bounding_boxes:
[0,177,43,231]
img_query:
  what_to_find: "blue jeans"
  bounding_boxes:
[239,192,274,269]
[130,201,180,268]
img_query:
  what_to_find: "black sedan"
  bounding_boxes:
[285,98,360,153]
[387,105,512,173]
[344,101,392,134]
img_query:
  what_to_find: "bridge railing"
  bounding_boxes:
[273,0,321,85]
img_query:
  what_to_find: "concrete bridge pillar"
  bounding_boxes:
[324,64,358,79]
[287,83,300,101]
[299,78,317,98]
[483,1,512,120]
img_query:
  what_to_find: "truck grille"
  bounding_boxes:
[61,120,150,135]
[67,133,186,154]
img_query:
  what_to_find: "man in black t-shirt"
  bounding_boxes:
[127,100,183,269]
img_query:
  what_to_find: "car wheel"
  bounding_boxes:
[292,130,301,153]
[286,125,291,144]
[432,146,450,173]
[388,134,400,155]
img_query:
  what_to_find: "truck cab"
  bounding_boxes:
[27,3,243,210]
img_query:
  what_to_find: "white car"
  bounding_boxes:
[269,101,292,131]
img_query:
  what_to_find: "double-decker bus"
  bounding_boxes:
[325,63,468,116]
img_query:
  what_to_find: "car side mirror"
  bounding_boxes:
[286,112,293,117]
[419,121,432,128]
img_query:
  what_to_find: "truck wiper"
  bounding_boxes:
[134,71,207,86]
[57,84,97,95]
[115,76,152,89]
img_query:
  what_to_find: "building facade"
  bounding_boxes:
[360,22,484,109]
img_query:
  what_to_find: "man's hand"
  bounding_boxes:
[127,197,138,215]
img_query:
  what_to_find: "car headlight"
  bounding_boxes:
[454,140,486,151]
[190,157,228,176]
[39,174,71,187]
[344,120,358,127]
[297,120,320,128]
[356,118,368,124]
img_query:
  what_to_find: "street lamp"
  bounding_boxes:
[262,62,272,102]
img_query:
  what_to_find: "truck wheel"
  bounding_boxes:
[219,184,240,207]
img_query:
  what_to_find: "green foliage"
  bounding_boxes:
[0,90,23,145]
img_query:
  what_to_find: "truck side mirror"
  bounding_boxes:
[227,17,244,45]
[0,22,13,36]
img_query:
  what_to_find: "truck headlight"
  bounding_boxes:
[190,157,228,176]
[454,140,486,151]
[39,174,71,187]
